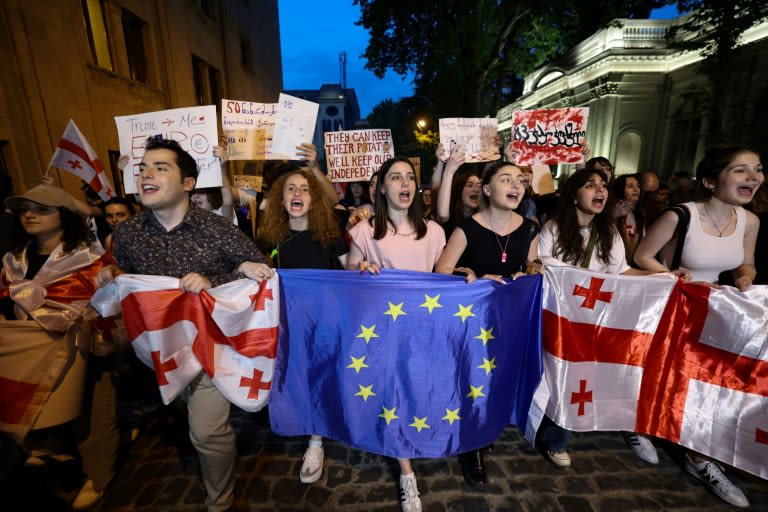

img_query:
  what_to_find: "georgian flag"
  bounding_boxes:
[48,119,115,201]
[531,266,768,480]
[91,274,279,411]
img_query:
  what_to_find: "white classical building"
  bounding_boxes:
[497,15,768,182]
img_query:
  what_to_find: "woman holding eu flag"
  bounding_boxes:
[435,160,540,490]
[348,157,446,512]
[247,164,348,486]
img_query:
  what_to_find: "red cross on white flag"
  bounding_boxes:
[91,274,279,411]
[530,266,768,480]
[48,119,115,201]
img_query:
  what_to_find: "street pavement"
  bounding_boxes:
[4,405,767,511]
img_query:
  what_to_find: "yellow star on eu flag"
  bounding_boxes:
[356,324,379,344]
[355,384,376,402]
[454,304,475,322]
[409,416,430,432]
[478,357,497,375]
[474,327,495,346]
[466,384,486,401]
[347,355,369,374]
[441,408,461,425]
[379,406,399,425]
[384,302,407,321]
[420,294,442,314]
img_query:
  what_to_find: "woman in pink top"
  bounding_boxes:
[347,157,445,512]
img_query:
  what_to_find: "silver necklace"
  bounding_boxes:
[702,203,734,237]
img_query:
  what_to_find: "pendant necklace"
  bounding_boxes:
[488,213,512,263]
[702,203,734,237]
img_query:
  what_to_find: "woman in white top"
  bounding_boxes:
[538,168,662,469]
[634,145,763,508]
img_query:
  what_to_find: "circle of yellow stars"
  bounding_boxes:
[346,291,499,435]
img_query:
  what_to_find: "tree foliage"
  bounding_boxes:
[354,0,669,118]
[666,0,768,141]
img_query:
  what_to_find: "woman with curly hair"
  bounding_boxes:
[537,168,663,469]
[251,164,348,486]
[257,165,348,270]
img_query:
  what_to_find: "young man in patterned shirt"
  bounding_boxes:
[97,138,273,512]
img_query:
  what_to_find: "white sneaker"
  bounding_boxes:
[623,432,659,464]
[72,479,104,510]
[299,445,324,484]
[399,473,422,512]
[546,450,571,467]
[685,455,749,508]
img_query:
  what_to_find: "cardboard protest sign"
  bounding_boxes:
[531,164,555,195]
[233,175,263,191]
[324,129,394,182]
[114,105,221,194]
[221,99,278,160]
[270,93,319,160]
[438,118,500,163]
[511,108,588,165]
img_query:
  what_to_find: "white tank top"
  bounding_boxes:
[678,202,746,283]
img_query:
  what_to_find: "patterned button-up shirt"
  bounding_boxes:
[113,204,265,287]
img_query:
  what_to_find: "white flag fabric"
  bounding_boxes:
[532,266,768,479]
[0,322,78,443]
[48,119,115,201]
[91,274,279,411]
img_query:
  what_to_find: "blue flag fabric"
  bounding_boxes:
[269,269,543,459]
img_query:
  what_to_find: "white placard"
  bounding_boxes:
[270,93,319,160]
[114,106,221,194]
[438,118,500,163]
[324,129,395,182]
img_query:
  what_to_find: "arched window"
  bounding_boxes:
[615,131,642,175]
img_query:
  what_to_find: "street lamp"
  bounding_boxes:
[416,119,427,131]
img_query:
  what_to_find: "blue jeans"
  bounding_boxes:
[539,415,571,451]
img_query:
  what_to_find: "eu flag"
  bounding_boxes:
[269,269,543,458]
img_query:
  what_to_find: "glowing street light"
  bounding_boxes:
[416,119,427,131]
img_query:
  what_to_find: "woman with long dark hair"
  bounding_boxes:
[634,145,763,508]
[347,157,445,512]
[2,184,115,510]
[436,160,540,489]
[537,168,662,470]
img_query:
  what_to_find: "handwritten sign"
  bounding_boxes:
[511,108,589,165]
[114,105,221,194]
[233,174,263,191]
[324,129,395,182]
[221,99,278,160]
[438,118,500,163]
[270,93,319,160]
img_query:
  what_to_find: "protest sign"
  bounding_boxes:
[233,175,263,191]
[270,93,319,160]
[221,99,278,160]
[511,108,589,165]
[438,118,500,163]
[324,129,394,182]
[114,106,221,194]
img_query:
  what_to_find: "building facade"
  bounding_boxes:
[0,0,283,195]
[497,15,768,182]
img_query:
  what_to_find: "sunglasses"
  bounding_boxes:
[15,204,59,215]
